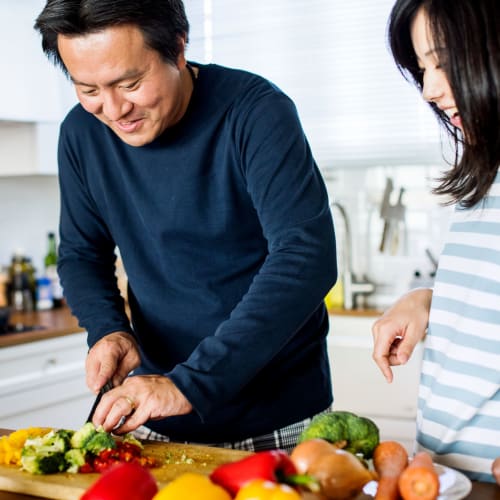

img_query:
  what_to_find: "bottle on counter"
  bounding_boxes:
[44,232,64,308]
[0,266,8,308]
[7,251,35,313]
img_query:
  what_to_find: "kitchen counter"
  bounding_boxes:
[0,305,382,349]
[0,431,498,500]
[328,307,383,318]
[0,306,84,348]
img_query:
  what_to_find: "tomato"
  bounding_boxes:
[81,462,158,500]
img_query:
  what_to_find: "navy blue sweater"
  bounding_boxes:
[57,63,337,442]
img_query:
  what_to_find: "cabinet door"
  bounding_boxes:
[0,1,65,122]
[0,333,94,430]
[328,315,423,452]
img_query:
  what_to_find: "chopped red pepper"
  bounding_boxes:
[80,441,158,473]
[209,450,298,496]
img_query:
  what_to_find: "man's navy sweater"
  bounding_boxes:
[57,63,337,442]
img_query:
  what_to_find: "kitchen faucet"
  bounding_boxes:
[330,201,375,310]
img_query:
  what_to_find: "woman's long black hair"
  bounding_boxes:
[388,0,500,207]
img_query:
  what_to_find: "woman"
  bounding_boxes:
[372,0,500,483]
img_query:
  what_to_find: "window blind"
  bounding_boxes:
[183,0,442,170]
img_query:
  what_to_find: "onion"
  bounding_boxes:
[290,438,339,474]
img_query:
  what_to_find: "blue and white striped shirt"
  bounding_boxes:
[417,171,500,482]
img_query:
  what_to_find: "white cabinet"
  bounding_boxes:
[328,315,423,453]
[0,333,94,430]
[0,1,67,122]
[0,2,77,175]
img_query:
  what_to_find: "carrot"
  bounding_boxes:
[372,440,409,500]
[398,451,440,500]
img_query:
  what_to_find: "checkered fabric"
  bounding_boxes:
[133,406,332,454]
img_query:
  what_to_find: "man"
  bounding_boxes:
[35,0,337,451]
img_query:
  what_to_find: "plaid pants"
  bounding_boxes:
[133,406,332,454]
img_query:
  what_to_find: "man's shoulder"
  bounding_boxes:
[197,63,284,101]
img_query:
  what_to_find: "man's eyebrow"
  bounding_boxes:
[71,69,142,87]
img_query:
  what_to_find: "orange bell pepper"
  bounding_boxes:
[234,479,302,500]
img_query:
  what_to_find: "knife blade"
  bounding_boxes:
[86,380,113,424]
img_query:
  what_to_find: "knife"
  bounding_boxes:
[86,380,113,424]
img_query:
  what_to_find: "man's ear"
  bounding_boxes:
[176,34,188,68]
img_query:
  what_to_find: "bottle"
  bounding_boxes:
[324,275,344,310]
[8,251,34,312]
[44,232,64,308]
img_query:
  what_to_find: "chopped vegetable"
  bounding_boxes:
[398,451,439,500]
[0,427,50,466]
[70,422,97,449]
[81,462,158,500]
[21,429,73,474]
[81,441,157,473]
[84,429,117,456]
[299,411,380,459]
[65,448,86,474]
[18,423,156,475]
[210,450,298,496]
[234,479,301,500]
[153,472,230,500]
[373,440,409,500]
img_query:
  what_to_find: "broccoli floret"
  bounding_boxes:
[24,429,72,455]
[299,412,351,444]
[84,429,116,455]
[343,414,380,458]
[21,448,67,475]
[65,448,86,473]
[70,422,97,450]
[298,411,380,458]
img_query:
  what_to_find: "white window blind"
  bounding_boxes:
[183,0,442,170]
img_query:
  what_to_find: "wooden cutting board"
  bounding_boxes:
[0,441,251,499]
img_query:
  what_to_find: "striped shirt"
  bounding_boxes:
[417,171,500,483]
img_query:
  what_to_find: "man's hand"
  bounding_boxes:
[372,288,432,383]
[86,331,141,393]
[91,375,193,433]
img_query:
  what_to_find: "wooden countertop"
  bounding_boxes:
[328,307,383,318]
[0,307,84,348]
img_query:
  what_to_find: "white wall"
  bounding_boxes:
[0,161,453,305]
[0,175,59,273]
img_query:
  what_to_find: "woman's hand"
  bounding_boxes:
[492,457,500,485]
[372,288,432,383]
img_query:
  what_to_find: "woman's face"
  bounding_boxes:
[410,7,463,131]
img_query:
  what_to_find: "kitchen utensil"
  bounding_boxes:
[86,380,113,424]
[389,187,406,255]
[379,178,394,252]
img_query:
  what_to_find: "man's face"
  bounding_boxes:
[58,25,192,147]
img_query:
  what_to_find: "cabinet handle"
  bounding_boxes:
[44,358,58,369]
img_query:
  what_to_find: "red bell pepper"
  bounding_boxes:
[209,450,299,496]
[80,461,158,500]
